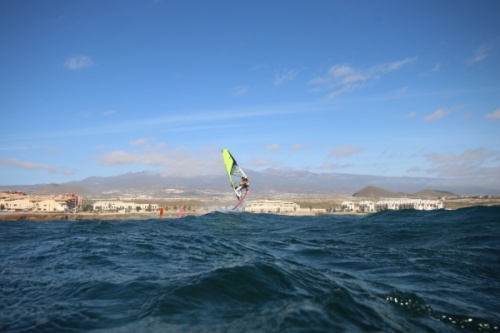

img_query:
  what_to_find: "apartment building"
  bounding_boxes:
[0,191,81,212]
[92,200,159,212]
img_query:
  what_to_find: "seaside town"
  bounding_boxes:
[2,189,491,222]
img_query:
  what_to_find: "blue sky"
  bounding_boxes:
[1,1,499,189]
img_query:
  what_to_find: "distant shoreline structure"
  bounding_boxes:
[2,187,500,222]
[1,197,499,222]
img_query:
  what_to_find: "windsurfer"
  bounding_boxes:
[235,177,249,199]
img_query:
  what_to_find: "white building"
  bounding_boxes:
[92,200,158,212]
[341,201,355,212]
[36,199,68,212]
[244,200,299,213]
[243,200,326,214]
[359,200,375,212]
[0,191,80,212]
[375,199,443,211]
[0,196,35,211]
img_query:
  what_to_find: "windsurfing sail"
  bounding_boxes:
[221,148,250,208]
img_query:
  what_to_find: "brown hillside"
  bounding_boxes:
[31,183,91,196]
[353,186,400,198]
[353,186,457,198]
[412,189,456,198]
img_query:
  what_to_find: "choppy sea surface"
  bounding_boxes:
[1,206,499,333]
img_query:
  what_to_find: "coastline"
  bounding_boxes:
[0,212,172,222]
[0,210,370,222]
[1,197,498,222]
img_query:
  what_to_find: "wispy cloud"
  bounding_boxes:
[485,109,500,119]
[266,143,281,151]
[424,148,500,177]
[468,45,490,64]
[309,57,417,99]
[249,63,267,71]
[424,105,464,122]
[424,108,453,121]
[432,63,442,72]
[130,137,154,146]
[291,143,308,151]
[3,104,322,142]
[103,110,116,116]
[406,166,422,174]
[320,162,353,170]
[78,111,92,117]
[420,63,442,77]
[64,55,94,70]
[468,38,500,65]
[98,150,164,166]
[233,85,249,96]
[0,145,32,151]
[274,69,299,86]
[462,113,473,120]
[328,145,363,158]
[251,158,281,168]
[95,146,221,176]
[0,158,76,175]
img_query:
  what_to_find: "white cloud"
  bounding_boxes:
[130,137,154,146]
[406,166,423,174]
[328,145,363,158]
[78,111,92,117]
[424,108,452,121]
[64,55,94,70]
[420,63,443,77]
[329,64,367,85]
[424,148,500,177]
[432,63,442,72]
[249,63,267,71]
[374,57,417,73]
[251,158,281,168]
[233,85,249,96]
[320,162,353,170]
[274,69,299,86]
[309,57,417,99]
[462,113,473,120]
[103,110,116,116]
[6,104,323,142]
[95,147,221,176]
[0,158,76,175]
[468,38,500,65]
[469,45,489,64]
[424,105,464,122]
[251,159,270,166]
[291,143,307,151]
[392,86,409,97]
[266,143,281,151]
[98,150,165,166]
[325,86,352,100]
[485,109,500,119]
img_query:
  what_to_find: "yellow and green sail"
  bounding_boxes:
[221,148,247,189]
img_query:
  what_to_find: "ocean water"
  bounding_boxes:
[1,206,499,333]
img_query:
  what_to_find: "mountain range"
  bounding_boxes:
[352,186,456,199]
[2,169,497,197]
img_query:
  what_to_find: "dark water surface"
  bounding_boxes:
[1,206,499,332]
